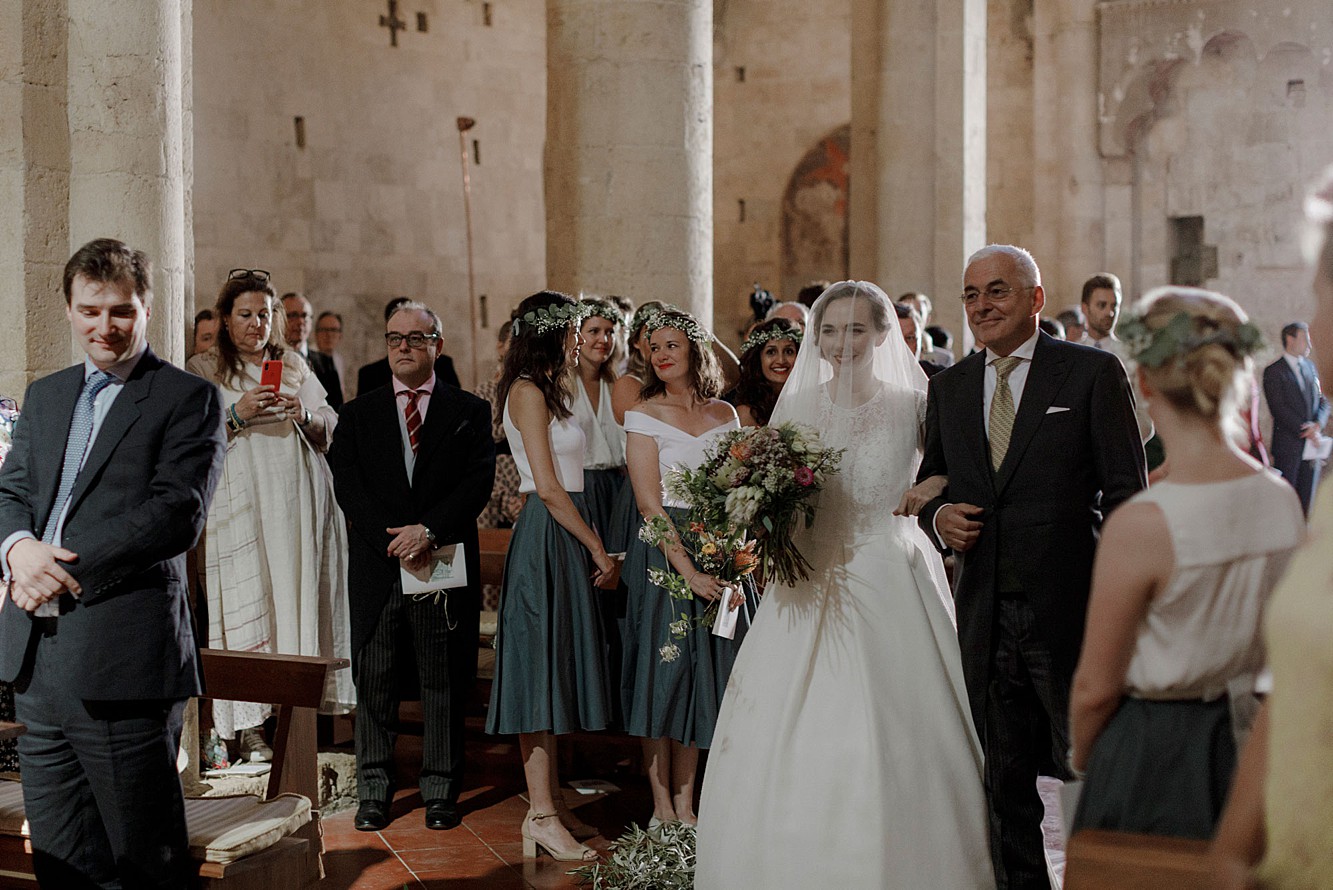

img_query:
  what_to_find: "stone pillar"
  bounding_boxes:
[545,0,712,325]
[1031,0,1104,306]
[0,0,73,400]
[849,0,986,349]
[67,0,190,366]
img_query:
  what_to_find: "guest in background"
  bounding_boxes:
[186,270,355,762]
[608,294,635,378]
[895,301,944,378]
[1211,164,1333,890]
[314,309,351,402]
[1039,317,1066,340]
[796,281,828,308]
[281,292,342,410]
[731,318,801,427]
[359,297,460,393]
[330,302,494,833]
[476,321,523,532]
[1081,274,1123,349]
[573,298,628,544]
[765,300,809,330]
[926,324,956,368]
[1057,306,1087,343]
[622,309,757,832]
[487,292,617,862]
[192,308,219,356]
[1069,287,1302,840]
[1262,320,1330,516]
[612,301,671,426]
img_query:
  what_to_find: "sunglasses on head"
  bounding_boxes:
[227,268,271,282]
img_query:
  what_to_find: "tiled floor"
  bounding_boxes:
[320,723,653,889]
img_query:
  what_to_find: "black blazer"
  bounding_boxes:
[0,348,226,700]
[916,333,1146,729]
[357,355,460,397]
[307,350,343,410]
[1263,355,1330,483]
[328,378,495,658]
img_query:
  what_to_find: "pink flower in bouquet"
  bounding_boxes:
[794,466,815,487]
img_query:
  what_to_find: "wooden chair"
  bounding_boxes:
[0,650,346,890]
[1064,829,1212,889]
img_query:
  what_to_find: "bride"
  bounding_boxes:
[695,282,993,888]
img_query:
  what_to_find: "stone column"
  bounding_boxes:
[1031,0,1104,306]
[67,0,190,366]
[545,0,712,324]
[849,0,986,348]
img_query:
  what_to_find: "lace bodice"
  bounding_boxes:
[807,383,926,542]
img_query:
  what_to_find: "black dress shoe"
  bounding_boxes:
[425,799,461,830]
[354,799,390,831]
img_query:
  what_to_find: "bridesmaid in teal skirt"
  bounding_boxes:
[622,309,757,831]
[486,291,617,864]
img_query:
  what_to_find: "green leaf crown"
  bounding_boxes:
[511,300,590,337]
[1117,310,1265,369]
[579,297,624,327]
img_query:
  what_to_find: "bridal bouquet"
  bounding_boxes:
[640,422,842,661]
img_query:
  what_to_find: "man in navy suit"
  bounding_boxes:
[0,239,226,887]
[330,302,493,832]
[917,245,1146,889]
[1263,320,1330,515]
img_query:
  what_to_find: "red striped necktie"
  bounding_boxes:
[403,390,426,453]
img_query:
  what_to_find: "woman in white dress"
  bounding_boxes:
[186,270,355,761]
[695,281,993,889]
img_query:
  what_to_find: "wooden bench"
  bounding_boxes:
[0,650,346,890]
[1064,829,1212,889]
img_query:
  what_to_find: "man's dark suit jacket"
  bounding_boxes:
[916,332,1146,731]
[307,349,343,410]
[357,355,460,399]
[0,348,226,700]
[1263,355,1330,492]
[328,378,494,660]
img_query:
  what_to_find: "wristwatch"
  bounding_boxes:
[423,527,437,549]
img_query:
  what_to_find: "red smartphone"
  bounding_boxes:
[260,359,284,392]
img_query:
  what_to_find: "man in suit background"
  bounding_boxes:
[357,297,461,394]
[282,291,343,410]
[330,302,494,832]
[0,238,226,886]
[917,245,1146,889]
[1079,273,1123,350]
[1263,320,1330,515]
[314,309,354,401]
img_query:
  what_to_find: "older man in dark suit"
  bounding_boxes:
[330,301,494,832]
[1263,321,1330,515]
[0,239,226,887]
[917,245,1146,889]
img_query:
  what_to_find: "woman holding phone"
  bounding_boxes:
[186,269,354,765]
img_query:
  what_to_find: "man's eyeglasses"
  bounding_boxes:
[228,268,271,282]
[385,332,441,349]
[316,326,342,334]
[960,285,1033,306]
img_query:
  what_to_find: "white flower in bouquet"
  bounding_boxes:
[724,486,761,525]
[659,644,681,663]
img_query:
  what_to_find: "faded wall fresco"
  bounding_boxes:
[780,125,850,301]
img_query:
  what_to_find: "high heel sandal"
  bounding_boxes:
[522,811,598,862]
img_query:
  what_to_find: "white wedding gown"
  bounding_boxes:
[695,384,994,888]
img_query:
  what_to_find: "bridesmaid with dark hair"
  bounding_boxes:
[622,309,758,832]
[486,291,616,863]
[731,317,802,427]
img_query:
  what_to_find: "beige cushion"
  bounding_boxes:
[185,793,312,864]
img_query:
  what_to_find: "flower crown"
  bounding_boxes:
[580,298,624,327]
[511,300,590,337]
[630,302,684,335]
[741,323,803,355]
[643,311,712,344]
[1117,311,1264,368]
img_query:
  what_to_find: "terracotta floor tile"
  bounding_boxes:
[380,822,488,852]
[397,843,509,878]
[416,871,528,890]
[321,847,420,890]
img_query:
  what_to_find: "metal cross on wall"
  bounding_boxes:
[380,0,407,47]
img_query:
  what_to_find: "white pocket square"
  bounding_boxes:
[1046,406,1070,414]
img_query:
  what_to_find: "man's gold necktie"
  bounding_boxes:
[990,356,1022,471]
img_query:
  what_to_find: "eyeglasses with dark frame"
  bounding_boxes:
[960,284,1034,306]
[228,268,271,282]
[385,332,441,349]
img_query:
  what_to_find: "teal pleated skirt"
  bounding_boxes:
[621,506,758,748]
[486,492,613,735]
[600,468,638,555]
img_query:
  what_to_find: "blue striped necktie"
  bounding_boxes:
[42,370,115,544]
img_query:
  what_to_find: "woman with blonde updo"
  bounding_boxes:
[1212,168,1333,889]
[1068,287,1305,839]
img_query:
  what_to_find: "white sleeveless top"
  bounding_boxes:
[571,378,626,470]
[503,396,586,494]
[1123,471,1304,700]
[624,408,739,508]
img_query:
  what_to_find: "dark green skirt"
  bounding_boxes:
[1073,697,1235,840]
[601,468,638,555]
[621,506,758,748]
[486,492,613,735]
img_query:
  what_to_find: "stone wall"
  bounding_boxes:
[192,0,547,389]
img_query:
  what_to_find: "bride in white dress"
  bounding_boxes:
[695,281,993,888]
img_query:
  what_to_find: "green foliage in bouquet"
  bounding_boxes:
[569,821,697,890]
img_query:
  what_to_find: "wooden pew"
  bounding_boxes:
[1064,829,1212,889]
